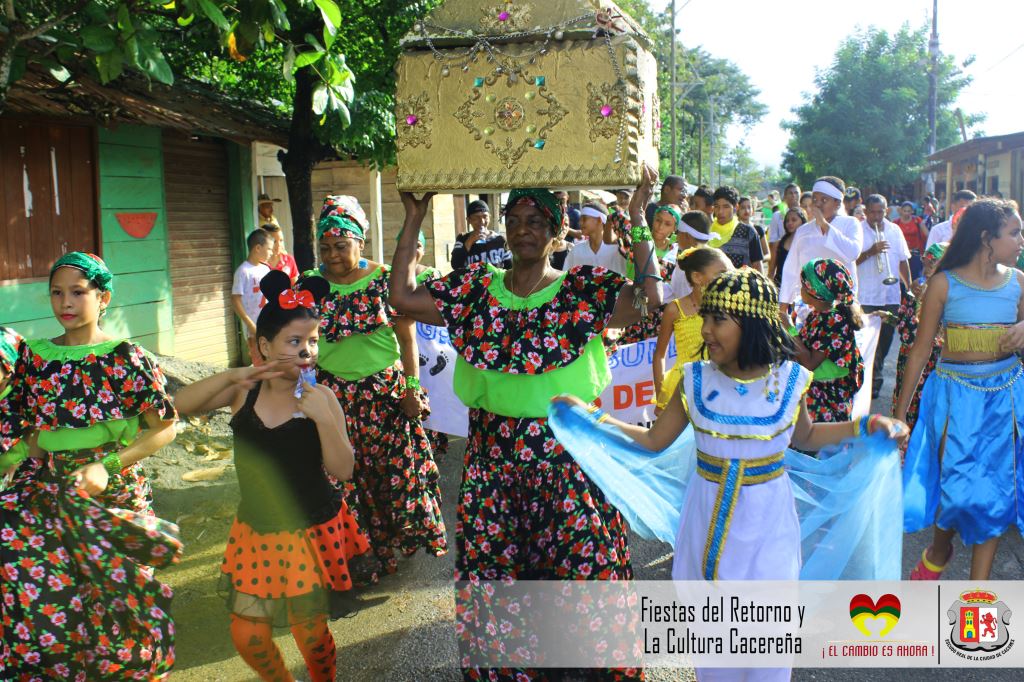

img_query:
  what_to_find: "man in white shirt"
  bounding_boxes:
[856,194,912,397]
[232,229,272,364]
[779,176,864,315]
[926,189,976,249]
[562,203,627,274]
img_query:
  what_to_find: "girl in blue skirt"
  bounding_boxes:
[896,199,1024,580]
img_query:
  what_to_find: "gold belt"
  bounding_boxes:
[697,451,785,580]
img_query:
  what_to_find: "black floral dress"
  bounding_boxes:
[0,339,182,680]
[889,288,943,437]
[417,267,450,457]
[800,310,864,421]
[310,266,447,576]
[427,263,642,682]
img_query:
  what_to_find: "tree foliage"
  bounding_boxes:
[176,0,436,168]
[782,24,982,190]
[0,1,352,122]
[613,0,768,185]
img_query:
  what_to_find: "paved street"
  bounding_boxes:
[166,343,1022,681]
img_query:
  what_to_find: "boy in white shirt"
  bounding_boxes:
[562,202,627,275]
[232,229,272,363]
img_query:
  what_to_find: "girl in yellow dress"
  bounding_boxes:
[653,247,731,413]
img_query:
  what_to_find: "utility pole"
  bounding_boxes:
[708,97,716,187]
[926,0,939,195]
[697,116,703,184]
[670,0,677,175]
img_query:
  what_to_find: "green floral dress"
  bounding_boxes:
[800,310,864,421]
[427,263,642,682]
[309,266,448,576]
[417,266,450,457]
[0,338,182,680]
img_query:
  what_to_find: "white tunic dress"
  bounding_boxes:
[673,360,811,582]
[675,360,812,682]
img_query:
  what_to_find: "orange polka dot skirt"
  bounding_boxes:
[221,499,371,602]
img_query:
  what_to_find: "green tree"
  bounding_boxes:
[613,0,767,184]
[177,0,435,268]
[0,0,428,269]
[782,24,982,190]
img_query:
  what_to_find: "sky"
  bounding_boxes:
[646,0,1024,169]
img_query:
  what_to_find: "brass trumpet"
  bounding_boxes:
[873,220,899,286]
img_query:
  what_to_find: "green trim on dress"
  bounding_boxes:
[485,263,567,309]
[27,337,127,361]
[452,336,612,418]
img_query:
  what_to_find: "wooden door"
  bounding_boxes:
[163,133,239,366]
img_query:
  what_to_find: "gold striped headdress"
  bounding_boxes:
[700,268,791,350]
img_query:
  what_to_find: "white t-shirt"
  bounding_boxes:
[665,265,693,303]
[768,209,786,243]
[778,215,864,304]
[857,220,910,307]
[926,219,953,249]
[563,241,627,275]
[232,261,271,334]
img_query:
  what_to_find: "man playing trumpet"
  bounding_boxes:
[856,194,912,398]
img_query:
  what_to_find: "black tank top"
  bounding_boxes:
[230,384,341,533]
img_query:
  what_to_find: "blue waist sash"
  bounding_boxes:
[697,451,785,580]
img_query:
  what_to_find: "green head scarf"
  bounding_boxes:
[505,189,564,233]
[0,326,23,374]
[317,195,368,241]
[800,258,855,307]
[50,252,114,293]
[923,242,947,265]
[653,204,684,227]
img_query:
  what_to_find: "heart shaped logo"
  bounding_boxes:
[850,594,900,637]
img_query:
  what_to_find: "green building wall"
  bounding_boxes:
[0,124,174,354]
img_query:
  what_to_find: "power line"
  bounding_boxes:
[983,40,1024,73]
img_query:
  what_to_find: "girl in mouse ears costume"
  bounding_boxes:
[174,270,372,682]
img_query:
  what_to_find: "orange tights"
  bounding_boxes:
[229,614,337,682]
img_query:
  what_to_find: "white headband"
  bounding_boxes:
[812,180,844,201]
[580,207,607,224]
[677,222,719,242]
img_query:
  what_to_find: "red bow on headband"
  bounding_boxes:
[278,289,315,310]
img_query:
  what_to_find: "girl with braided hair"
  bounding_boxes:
[175,270,371,682]
[0,252,182,678]
[552,268,908,680]
[793,258,865,422]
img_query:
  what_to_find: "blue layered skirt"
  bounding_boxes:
[903,355,1024,545]
[548,402,904,581]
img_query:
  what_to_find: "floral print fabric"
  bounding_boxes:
[800,310,864,421]
[0,341,174,450]
[428,263,624,374]
[429,265,640,681]
[313,267,395,342]
[318,364,447,575]
[457,410,642,682]
[891,288,943,437]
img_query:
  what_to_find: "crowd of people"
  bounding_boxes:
[1,164,1023,682]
